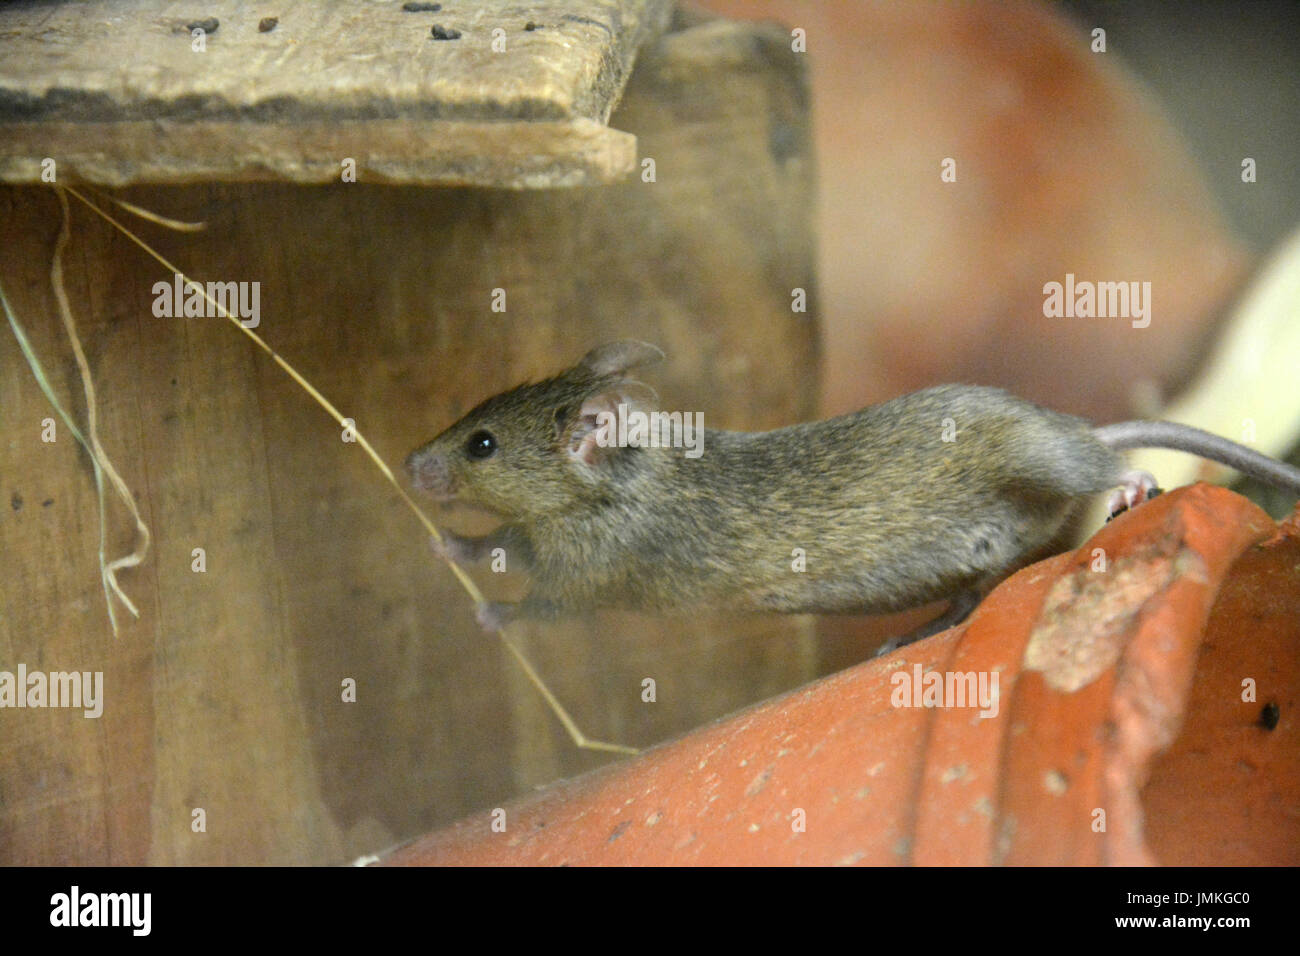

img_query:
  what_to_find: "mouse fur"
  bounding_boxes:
[405,341,1130,627]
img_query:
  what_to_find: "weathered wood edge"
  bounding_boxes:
[0,118,637,188]
[0,0,671,188]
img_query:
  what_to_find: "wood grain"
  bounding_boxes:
[0,16,821,864]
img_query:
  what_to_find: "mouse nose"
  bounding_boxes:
[405,448,454,496]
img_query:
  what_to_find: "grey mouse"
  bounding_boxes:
[406,341,1300,648]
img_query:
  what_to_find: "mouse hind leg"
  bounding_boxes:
[874,472,1160,657]
[873,588,984,657]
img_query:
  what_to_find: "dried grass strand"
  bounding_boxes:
[58,185,637,755]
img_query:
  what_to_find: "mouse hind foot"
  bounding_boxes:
[874,588,983,657]
[1106,469,1163,520]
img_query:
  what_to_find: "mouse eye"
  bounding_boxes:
[465,429,497,460]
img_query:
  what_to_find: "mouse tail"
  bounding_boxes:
[1094,421,1300,496]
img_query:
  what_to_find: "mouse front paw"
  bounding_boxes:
[429,531,474,564]
[475,601,515,633]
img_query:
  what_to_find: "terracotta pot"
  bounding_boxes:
[383,485,1296,865]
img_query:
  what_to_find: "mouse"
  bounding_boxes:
[405,340,1300,649]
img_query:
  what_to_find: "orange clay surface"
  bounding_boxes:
[383,485,1290,865]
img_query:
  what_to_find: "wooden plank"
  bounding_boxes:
[0,0,671,187]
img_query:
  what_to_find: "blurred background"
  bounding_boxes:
[1063,0,1300,252]
[699,0,1300,419]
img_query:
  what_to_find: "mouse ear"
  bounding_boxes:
[559,380,659,468]
[576,340,665,379]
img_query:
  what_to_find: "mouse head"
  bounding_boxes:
[405,340,664,519]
